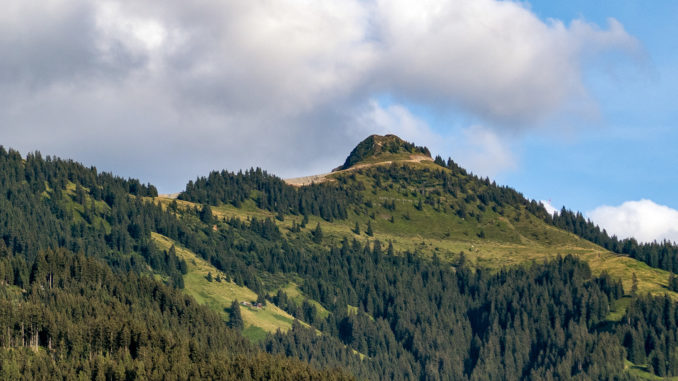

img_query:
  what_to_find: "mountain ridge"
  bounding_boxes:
[3,138,678,379]
[333,134,432,172]
[285,134,433,186]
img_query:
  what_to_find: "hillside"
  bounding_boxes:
[172,135,678,379]
[3,139,678,379]
[0,148,352,380]
[177,137,675,297]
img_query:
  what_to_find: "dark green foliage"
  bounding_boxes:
[337,134,430,170]
[312,223,323,243]
[3,143,677,380]
[0,249,350,380]
[0,147,353,379]
[618,294,678,377]
[365,220,373,236]
[262,239,629,380]
[200,204,214,224]
[228,300,244,331]
[539,206,678,273]
[179,168,362,221]
[0,147,184,282]
[670,273,678,292]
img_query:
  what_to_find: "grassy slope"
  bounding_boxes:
[154,160,677,299]
[151,233,300,342]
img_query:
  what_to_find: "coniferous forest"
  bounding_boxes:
[1,142,678,380]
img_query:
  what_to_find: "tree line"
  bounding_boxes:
[179,168,363,221]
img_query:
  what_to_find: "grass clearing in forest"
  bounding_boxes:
[152,233,300,341]
[153,178,678,301]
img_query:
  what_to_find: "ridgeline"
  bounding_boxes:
[1,136,678,379]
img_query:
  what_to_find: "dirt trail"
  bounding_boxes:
[284,154,433,186]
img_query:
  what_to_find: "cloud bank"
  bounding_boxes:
[0,0,638,191]
[589,200,678,243]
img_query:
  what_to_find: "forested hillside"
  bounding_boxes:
[0,147,351,380]
[2,135,678,380]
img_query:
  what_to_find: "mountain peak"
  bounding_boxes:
[334,134,432,171]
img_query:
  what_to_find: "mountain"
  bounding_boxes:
[2,138,678,379]
[334,134,432,171]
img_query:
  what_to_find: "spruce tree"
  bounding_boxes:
[312,223,323,243]
[228,300,244,331]
[199,205,214,224]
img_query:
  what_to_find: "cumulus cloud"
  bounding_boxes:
[353,100,441,147]
[372,0,638,125]
[588,200,678,243]
[448,126,517,178]
[0,0,639,191]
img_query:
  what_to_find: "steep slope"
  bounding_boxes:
[174,149,675,297]
[0,148,352,380]
[335,134,432,171]
[152,232,300,341]
[170,135,678,379]
[4,138,678,379]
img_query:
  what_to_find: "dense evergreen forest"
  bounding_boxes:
[0,147,350,379]
[179,168,362,221]
[174,147,678,379]
[264,243,628,380]
[179,145,678,279]
[2,144,678,379]
[437,154,678,275]
[544,207,678,273]
[0,248,349,380]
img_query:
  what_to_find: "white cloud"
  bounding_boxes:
[354,100,441,146]
[0,0,641,191]
[449,125,517,178]
[372,0,639,125]
[540,200,559,216]
[588,199,678,243]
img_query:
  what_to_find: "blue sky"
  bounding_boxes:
[0,0,676,242]
[502,0,678,212]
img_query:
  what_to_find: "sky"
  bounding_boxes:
[1,0,676,243]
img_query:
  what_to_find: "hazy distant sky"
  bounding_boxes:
[1,0,676,243]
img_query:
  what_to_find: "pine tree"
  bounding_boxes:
[228,300,244,331]
[366,221,373,237]
[353,222,360,235]
[669,273,678,292]
[199,205,213,224]
[312,223,323,243]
